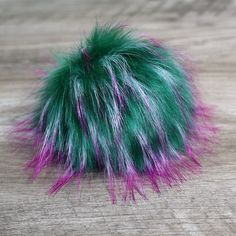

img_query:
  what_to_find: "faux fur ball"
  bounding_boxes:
[15,24,216,202]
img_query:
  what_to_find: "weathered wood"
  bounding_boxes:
[0,0,235,235]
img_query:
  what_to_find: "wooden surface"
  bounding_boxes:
[0,0,236,235]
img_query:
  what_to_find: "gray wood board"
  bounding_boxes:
[0,0,235,235]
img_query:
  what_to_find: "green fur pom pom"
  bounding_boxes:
[16,24,216,202]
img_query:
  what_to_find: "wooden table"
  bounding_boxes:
[0,0,235,235]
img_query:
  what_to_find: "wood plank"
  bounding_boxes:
[0,0,235,235]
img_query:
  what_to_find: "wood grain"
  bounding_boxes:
[0,0,235,235]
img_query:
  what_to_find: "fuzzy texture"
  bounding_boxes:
[15,24,217,202]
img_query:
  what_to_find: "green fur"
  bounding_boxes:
[32,24,195,173]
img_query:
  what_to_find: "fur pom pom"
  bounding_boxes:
[15,24,217,202]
